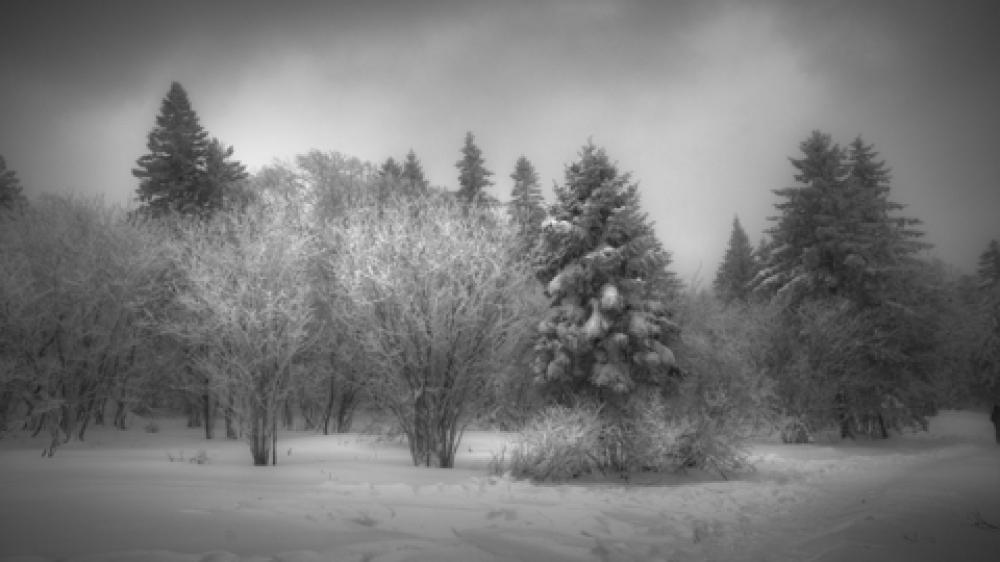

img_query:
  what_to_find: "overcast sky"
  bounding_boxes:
[2,0,997,283]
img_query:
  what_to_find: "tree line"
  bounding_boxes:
[1,82,997,475]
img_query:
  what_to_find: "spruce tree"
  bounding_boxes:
[977,239,1000,290]
[0,155,26,213]
[756,131,843,301]
[533,142,680,407]
[205,138,248,211]
[379,157,402,181]
[133,82,244,218]
[455,131,493,204]
[758,131,933,438]
[400,149,429,198]
[713,216,756,303]
[975,239,1000,404]
[508,155,545,243]
[374,157,403,217]
[756,131,925,306]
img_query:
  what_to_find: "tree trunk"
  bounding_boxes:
[406,388,459,468]
[282,399,294,430]
[93,398,105,426]
[59,403,76,444]
[186,400,202,428]
[113,400,129,430]
[224,393,238,440]
[335,387,358,433]
[991,405,999,445]
[0,390,13,434]
[835,391,854,440]
[322,375,336,435]
[202,392,213,440]
[76,407,91,441]
[248,404,272,466]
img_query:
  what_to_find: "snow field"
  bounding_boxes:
[0,411,997,561]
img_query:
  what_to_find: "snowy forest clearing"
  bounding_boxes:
[1,411,997,562]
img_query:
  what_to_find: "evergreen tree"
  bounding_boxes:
[975,239,1000,403]
[374,157,403,217]
[133,82,244,218]
[205,138,248,211]
[756,131,842,301]
[713,216,756,303]
[790,130,845,185]
[455,131,493,203]
[533,142,680,407]
[378,157,402,181]
[0,155,26,213]
[508,155,545,243]
[840,137,927,303]
[756,131,925,306]
[400,149,429,198]
[977,239,1000,290]
[757,131,934,438]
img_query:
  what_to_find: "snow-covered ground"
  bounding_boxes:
[0,411,997,561]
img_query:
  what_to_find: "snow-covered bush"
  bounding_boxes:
[507,403,611,481]
[666,291,776,472]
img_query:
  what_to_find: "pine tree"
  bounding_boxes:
[533,142,680,407]
[713,216,756,303]
[0,155,26,213]
[508,155,545,244]
[455,131,493,204]
[133,82,244,218]
[400,149,429,198]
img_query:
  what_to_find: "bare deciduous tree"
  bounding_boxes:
[164,204,317,465]
[0,196,163,454]
[326,196,538,467]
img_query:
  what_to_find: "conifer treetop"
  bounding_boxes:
[713,215,756,303]
[133,82,243,218]
[456,131,493,203]
[756,131,927,306]
[0,155,27,212]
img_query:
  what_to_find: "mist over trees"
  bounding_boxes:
[1,82,997,474]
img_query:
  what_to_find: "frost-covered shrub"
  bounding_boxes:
[507,403,612,481]
[627,395,752,477]
[507,396,754,480]
[665,292,777,473]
